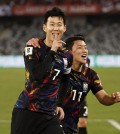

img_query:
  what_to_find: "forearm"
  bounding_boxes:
[95,90,116,106]
[99,94,115,106]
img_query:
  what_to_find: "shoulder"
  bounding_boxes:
[84,67,102,86]
[82,67,98,78]
[88,67,97,75]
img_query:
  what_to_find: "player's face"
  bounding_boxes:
[43,16,66,42]
[72,40,88,64]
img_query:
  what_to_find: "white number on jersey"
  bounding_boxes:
[83,106,88,116]
[72,89,82,102]
[53,69,60,80]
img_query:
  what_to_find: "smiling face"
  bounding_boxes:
[72,40,88,65]
[43,16,66,45]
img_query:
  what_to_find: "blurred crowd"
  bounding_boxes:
[0,0,120,16]
[0,15,120,55]
[0,0,120,5]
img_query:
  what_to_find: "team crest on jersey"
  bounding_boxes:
[25,47,33,56]
[83,82,88,92]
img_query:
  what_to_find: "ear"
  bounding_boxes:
[43,24,46,32]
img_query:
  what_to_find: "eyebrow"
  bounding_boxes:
[49,21,63,23]
[77,44,87,47]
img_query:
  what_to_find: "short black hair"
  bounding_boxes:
[43,7,66,25]
[65,34,85,50]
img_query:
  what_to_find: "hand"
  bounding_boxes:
[56,107,65,120]
[111,92,120,103]
[26,38,40,48]
[51,33,66,52]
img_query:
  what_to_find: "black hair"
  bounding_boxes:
[65,34,85,50]
[43,7,66,25]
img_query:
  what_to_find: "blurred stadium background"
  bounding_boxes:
[0,0,120,134]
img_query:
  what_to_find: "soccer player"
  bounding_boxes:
[27,34,120,134]
[11,7,73,134]
[62,34,120,134]
[77,58,90,134]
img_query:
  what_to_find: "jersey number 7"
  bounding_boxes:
[53,69,60,80]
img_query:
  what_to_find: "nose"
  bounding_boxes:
[53,25,59,30]
[82,47,87,51]
[83,48,88,54]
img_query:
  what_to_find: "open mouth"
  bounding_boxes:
[81,54,87,60]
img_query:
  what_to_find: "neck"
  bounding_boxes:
[72,61,83,72]
[44,39,52,47]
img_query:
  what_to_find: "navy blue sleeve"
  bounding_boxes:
[24,46,56,81]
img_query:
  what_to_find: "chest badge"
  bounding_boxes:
[83,82,88,93]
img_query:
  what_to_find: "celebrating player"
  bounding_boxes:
[11,7,73,134]
[27,34,120,134]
